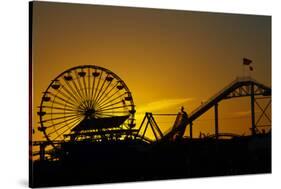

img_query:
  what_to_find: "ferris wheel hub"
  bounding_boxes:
[84,108,96,118]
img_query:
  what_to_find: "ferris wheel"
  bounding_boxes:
[37,65,136,144]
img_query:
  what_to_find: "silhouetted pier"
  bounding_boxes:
[31,76,271,188]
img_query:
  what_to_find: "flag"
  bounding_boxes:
[249,66,253,71]
[243,58,252,65]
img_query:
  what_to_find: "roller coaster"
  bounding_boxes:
[140,76,271,142]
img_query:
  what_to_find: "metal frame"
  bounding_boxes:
[137,112,164,141]
[143,77,271,142]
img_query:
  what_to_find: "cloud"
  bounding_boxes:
[136,98,194,114]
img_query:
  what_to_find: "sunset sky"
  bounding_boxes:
[31,2,271,143]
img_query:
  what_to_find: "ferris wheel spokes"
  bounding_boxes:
[97,92,128,110]
[93,75,113,107]
[52,117,84,141]
[94,81,120,107]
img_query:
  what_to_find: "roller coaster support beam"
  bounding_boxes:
[214,103,219,139]
[190,121,193,139]
[250,83,256,135]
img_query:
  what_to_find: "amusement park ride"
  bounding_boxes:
[31,65,271,187]
[37,65,136,143]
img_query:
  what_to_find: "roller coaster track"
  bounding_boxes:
[159,76,271,142]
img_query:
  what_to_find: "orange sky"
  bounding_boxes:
[31,2,271,143]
